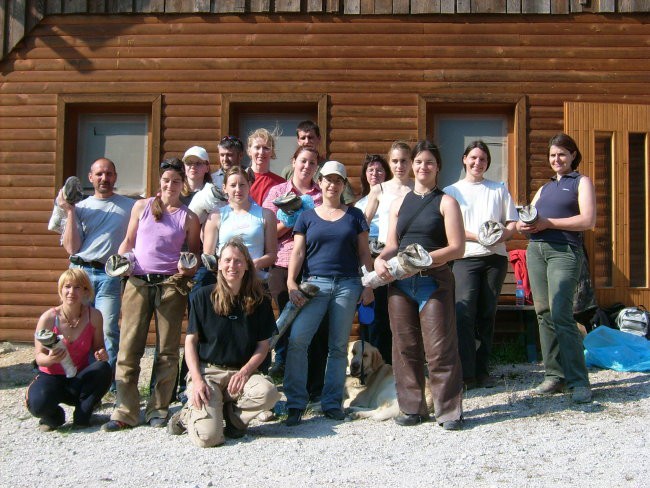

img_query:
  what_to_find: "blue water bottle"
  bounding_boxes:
[515,280,525,306]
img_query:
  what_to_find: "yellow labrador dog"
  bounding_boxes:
[343,340,433,421]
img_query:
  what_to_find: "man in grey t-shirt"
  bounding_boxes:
[56,158,134,375]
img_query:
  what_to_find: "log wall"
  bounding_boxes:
[1,12,650,340]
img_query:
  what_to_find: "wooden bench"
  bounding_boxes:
[496,263,538,362]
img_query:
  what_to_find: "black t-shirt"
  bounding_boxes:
[397,190,447,252]
[187,285,276,368]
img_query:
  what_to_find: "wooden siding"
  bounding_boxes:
[1,13,650,340]
[2,1,650,60]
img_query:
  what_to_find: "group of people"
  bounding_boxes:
[27,120,596,446]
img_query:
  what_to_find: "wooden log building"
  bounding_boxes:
[1,1,649,342]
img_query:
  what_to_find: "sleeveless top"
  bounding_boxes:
[376,187,401,244]
[530,171,583,247]
[39,308,94,376]
[397,189,447,253]
[133,197,188,275]
[218,202,267,278]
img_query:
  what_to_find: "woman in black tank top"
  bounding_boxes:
[374,140,466,431]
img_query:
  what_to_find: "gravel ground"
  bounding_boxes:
[1,341,649,488]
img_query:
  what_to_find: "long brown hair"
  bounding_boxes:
[152,158,186,221]
[211,237,266,316]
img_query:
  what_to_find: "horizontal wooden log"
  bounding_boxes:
[162,105,220,117]
[0,305,50,317]
[0,281,58,294]
[0,245,71,258]
[0,152,55,165]
[0,294,56,307]
[0,234,60,246]
[0,117,56,130]
[0,199,53,211]
[163,117,219,129]
[0,222,56,235]
[0,175,55,187]
[0,164,54,176]
[0,129,56,141]
[0,258,70,270]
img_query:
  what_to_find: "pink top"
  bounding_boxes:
[133,197,188,275]
[262,180,322,268]
[39,308,94,376]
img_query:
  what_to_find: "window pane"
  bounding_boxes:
[629,133,647,287]
[238,113,313,175]
[77,114,148,197]
[593,134,613,287]
[433,115,508,190]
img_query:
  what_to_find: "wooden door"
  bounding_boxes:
[565,102,650,307]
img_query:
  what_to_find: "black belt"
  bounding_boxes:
[69,256,104,270]
[134,273,171,284]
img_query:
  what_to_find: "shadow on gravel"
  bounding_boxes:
[462,369,650,429]
[0,362,35,390]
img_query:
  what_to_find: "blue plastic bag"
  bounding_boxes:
[584,326,650,372]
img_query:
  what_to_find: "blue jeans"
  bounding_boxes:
[527,241,589,388]
[394,274,439,311]
[284,276,362,411]
[70,264,122,371]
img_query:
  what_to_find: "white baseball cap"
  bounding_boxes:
[182,146,209,164]
[320,160,347,180]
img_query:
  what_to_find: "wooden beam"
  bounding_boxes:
[45,0,61,14]
[325,0,340,13]
[135,0,165,12]
[214,0,245,13]
[7,1,26,55]
[0,0,6,56]
[63,0,85,13]
[276,0,301,12]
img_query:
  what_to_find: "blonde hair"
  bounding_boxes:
[58,268,94,302]
[247,128,277,160]
[211,237,266,316]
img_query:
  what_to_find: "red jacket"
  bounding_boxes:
[508,249,533,305]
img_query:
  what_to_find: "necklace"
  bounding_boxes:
[61,306,82,329]
[413,189,432,199]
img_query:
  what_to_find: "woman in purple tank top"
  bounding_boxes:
[102,158,201,432]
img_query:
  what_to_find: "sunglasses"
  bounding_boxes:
[221,135,240,143]
[160,160,185,172]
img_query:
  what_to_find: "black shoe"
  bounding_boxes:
[323,408,346,421]
[285,408,304,427]
[441,419,463,431]
[394,413,429,426]
[224,415,247,439]
[477,374,499,388]
[268,362,285,377]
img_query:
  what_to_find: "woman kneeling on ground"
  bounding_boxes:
[26,268,111,432]
[168,237,281,447]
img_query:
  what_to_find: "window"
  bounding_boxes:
[566,102,650,304]
[56,94,161,197]
[221,94,328,174]
[77,114,148,196]
[419,95,527,204]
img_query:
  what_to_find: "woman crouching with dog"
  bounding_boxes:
[167,237,280,447]
[374,140,465,431]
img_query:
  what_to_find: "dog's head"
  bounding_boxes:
[347,340,385,378]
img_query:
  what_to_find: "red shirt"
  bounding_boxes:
[249,171,285,206]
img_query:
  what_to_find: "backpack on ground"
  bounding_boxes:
[616,305,650,339]
[586,302,625,332]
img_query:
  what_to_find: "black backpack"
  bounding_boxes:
[587,302,626,332]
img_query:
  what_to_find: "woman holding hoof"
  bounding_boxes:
[26,268,111,431]
[517,133,596,404]
[375,140,465,431]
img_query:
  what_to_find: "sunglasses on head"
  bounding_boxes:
[160,160,185,172]
[221,135,240,143]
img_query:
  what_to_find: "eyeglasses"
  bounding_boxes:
[160,160,184,172]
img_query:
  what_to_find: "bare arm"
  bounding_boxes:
[202,211,221,255]
[374,196,403,278]
[33,310,65,368]
[58,191,82,255]
[357,231,375,305]
[253,208,278,270]
[90,307,108,361]
[430,194,466,266]
[117,199,145,255]
[363,185,381,225]
[227,339,271,395]
[287,233,306,303]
